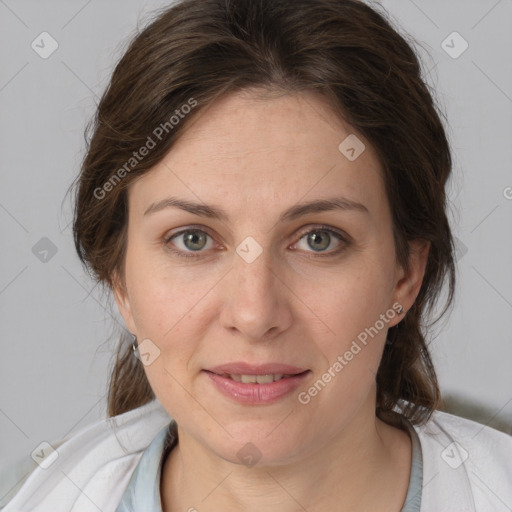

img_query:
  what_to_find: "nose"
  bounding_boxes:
[219,242,293,342]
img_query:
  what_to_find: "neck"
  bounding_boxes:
[161,406,412,512]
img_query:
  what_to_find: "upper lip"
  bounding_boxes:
[206,363,309,375]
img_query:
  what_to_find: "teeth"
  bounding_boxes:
[255,374,274,384]
[230,374,285,383]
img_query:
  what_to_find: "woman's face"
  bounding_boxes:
[114,89,427,466]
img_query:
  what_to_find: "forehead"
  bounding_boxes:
[170,89,366,168]
[128,89,387,221]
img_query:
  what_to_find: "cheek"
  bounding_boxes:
[320,262,394,337]
[306,260,395,394]
[125,246,203,333]
[126,262,206,412]
[124,251,220,372]
[303,282,389,417]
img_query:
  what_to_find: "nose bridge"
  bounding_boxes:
[235,242,275,298]
[220,238,292,340]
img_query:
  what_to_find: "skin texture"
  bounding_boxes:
[113,89,430,511]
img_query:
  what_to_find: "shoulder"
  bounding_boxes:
[0,399,172,512]
[412,409,512,511]
[416,409,512,467]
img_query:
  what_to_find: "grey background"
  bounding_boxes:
[1,0,511,471]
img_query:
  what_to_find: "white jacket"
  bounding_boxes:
[1,398,511,511]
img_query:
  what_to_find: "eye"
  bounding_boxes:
[292,226,348,256]
[164,225,349,259]
[165,228,215,257]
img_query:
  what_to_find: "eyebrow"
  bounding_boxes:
[143,195,369,222]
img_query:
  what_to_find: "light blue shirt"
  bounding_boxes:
[115,419,423,511]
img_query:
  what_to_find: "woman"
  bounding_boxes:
[1,0,511,510]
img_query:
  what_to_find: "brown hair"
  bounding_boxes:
[71,0,455,424]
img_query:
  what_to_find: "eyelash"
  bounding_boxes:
[164,224,350,260]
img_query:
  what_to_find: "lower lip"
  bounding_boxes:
[204,371,310,404]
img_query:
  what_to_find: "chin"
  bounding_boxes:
[201,418,311,468]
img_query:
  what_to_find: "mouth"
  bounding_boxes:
[203,363,310,404]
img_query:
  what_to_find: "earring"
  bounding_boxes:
[131,333,138,353]
[397,306,404,314]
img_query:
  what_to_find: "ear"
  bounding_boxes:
[389,239,430,326]
[111,270,137,335]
